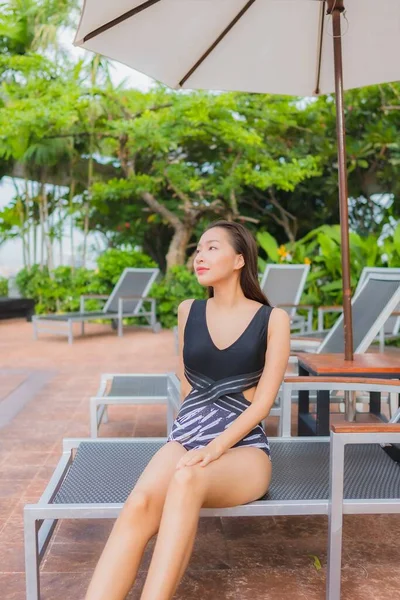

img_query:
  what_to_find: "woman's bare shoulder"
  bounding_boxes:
[178,299,196,319]
[269,307,291,329]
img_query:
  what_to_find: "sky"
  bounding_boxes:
[0,27,155,277]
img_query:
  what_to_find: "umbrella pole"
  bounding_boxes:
[328,0,354,361]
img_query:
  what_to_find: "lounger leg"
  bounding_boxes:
[389,393,399,420]
[379,326,385,353]
[318,308,324,332]
[280,384,292,437]
[90,397,99,438]
[326,434,345,600]
[118,318,123,337]
[33,319,38,341]
[68,320,73,345]
[81,321,85,336]
[101,405,109,424]
[167,398,173,435]
[24,508,40,600]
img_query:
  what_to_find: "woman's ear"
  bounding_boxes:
[235,254,245,270]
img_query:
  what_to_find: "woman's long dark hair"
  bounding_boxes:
[203,220,271,306]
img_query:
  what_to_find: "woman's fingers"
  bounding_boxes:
[199,454,211,467]
[176,450,199,469]
[176,447,218,469]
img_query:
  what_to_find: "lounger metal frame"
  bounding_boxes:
[91,370,282,439]
[260,264,312,333]
[32,268,160,344]
[290,273,400,353]
[90,372,178,437]
[317,268,400,351]
[24,378,400,600]
[24,428,400,600]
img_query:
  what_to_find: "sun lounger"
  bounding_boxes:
[290,273,400,353]
[24,378,400,600]
[90,372,179,437]
[317,267,400,351]
[32,268,160,344]
[260,263,312,332]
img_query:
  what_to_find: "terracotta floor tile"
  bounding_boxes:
[0,321,399,599]
[0,497,18,520]
[0,464,41,481]
[0,573,26,600]
[0,479,30,498]
[54,519,114,545]
[0,543,26,572]
[40,572,91,600]
[1,451,50,468]
[0,514,24,546]
[41,542,104,573]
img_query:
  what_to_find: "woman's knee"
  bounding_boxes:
[169,466,204,496]
[122,489,158,522]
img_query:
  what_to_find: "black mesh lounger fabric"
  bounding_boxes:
[108,376,169,398]
[36,311,118,321]
[53,441,400,505]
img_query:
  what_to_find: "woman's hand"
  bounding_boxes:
[176,441,224,470]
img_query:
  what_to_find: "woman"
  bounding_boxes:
[85,220,290,600]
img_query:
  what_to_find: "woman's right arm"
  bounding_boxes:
[177,299,194,402]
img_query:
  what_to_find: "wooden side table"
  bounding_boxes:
[296,353,400,436]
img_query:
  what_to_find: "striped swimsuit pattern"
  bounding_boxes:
[168,365,271,457]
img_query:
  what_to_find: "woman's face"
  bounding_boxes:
[193,227,244,287]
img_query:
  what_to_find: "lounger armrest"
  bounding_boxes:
[393,311,400,317]
[277,305,313,332]
[277,304,314,311]
[80,295,109,312]
[331,423,400,434]
[318,305,343,311]
[117,296,156,319]
[317,305,344,331]
[119,295,154,301]
[284,376,400,386]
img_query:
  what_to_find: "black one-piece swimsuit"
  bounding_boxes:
[167,299,273,459]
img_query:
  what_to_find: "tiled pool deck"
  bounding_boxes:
[0,318,399,599]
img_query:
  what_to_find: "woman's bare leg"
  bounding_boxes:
[140,447,272,600]
[85,441,186,600]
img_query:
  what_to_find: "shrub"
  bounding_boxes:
[15,265,99,314]
[152,266,206,329]
[0,276,8,296]
[96,248,157,288]
[13,249,158,315]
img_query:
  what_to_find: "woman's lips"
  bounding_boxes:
[196,268,209,274]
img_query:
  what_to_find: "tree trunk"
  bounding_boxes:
[42,185,54,273]
[83,134,94,268]
[166,225,193,270]
[69,177,76,271]
[39,186,45,270]
[23,177,31,269]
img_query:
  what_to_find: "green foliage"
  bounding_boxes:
[151,266,207,329]
[96,248,157,288]
[258,224,400,329]
[15,264,98,314]
[0,276,8,296]
[13,248,156,313]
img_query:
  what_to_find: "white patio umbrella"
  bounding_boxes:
[74,0,400,360]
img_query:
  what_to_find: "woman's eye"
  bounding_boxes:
[209,246,217,250]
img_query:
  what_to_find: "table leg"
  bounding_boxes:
[298,365,311,436]
[316,389,330,436]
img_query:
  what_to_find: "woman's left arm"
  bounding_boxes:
[176,307,291,469]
